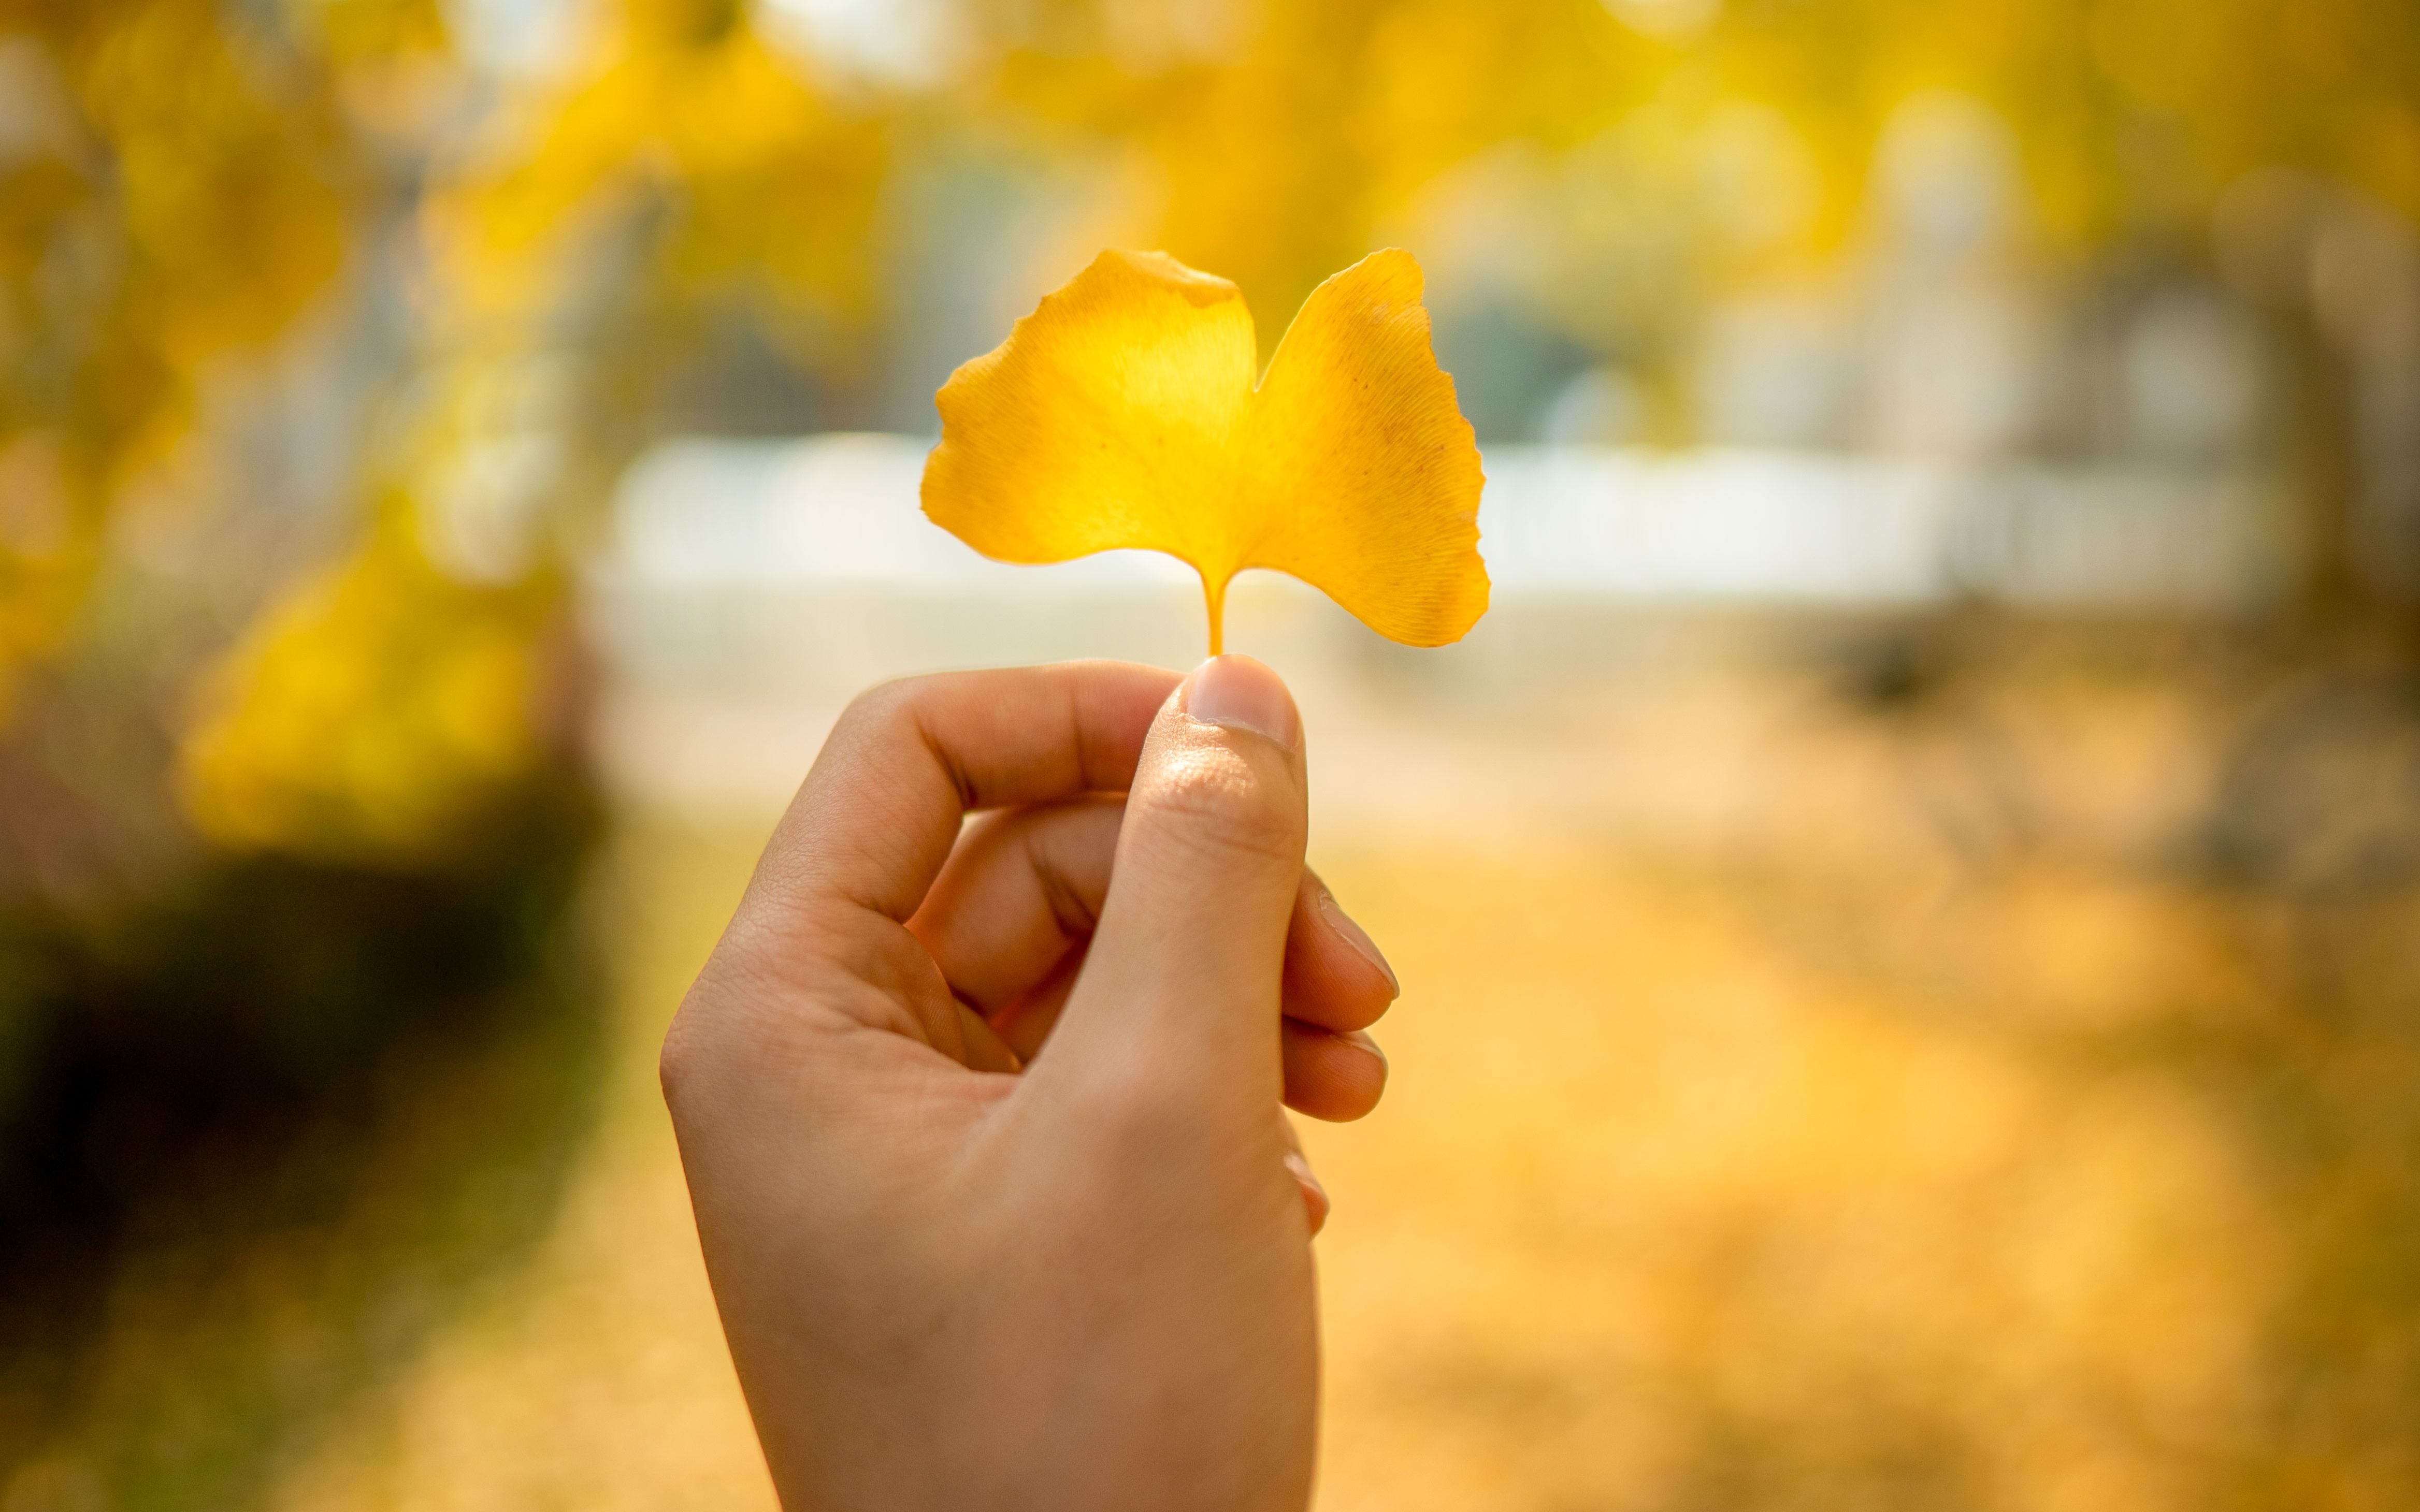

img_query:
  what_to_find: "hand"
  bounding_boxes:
[661,657,1398,1512]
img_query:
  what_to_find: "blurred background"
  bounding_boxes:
[6,0,2420,1506]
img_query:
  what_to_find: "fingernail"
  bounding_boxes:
[1183,655,1300,750]
[1283,1149,1331,1234]
[1342,1028,1388,1075]
[1318,885,1399,998]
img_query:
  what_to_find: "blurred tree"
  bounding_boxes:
[8,0,2420,805]
[0,0,364,718]
[176,0,889,861]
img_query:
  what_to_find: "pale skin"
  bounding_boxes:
[661,656,1397,1511]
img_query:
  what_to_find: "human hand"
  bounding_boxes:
[660,657,1398,1511]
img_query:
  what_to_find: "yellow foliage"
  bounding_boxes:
[0,434,97,722]
[8,0,2419,859]
[434,5,883,323]
[923,248,1489,653]
[177,515,553,865]
[79,0,353,368]
[284,0,450,63]
[0,2,356,716]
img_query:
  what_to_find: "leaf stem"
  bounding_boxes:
[1202,572,1227,658]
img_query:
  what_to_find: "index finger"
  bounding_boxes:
[750,660,1182,929]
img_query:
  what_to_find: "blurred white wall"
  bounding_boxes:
[587,431,2288,820]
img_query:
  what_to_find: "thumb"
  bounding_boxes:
[1045,654,1307,1103]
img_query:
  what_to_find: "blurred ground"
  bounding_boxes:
[16,607,2407,1511]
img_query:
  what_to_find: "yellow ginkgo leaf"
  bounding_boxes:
[921,248,1489,655]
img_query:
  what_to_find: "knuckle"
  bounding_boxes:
[655,951,782,1111]
[835,675,925,737]
[1135,747,1303,865]
[657,996,713,1109]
